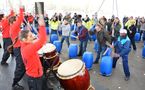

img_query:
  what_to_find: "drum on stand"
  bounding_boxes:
[57,59,94,90]
[38,43,61,72]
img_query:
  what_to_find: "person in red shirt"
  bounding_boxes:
[9,6,26,89]
[0,10,14,65]
[27,13,34,24]
[20,14,47,90]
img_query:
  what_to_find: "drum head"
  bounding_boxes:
[57,59,84,77]
[38,43,56,54]
[43,43,56,53]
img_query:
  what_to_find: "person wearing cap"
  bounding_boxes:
[113,29,131,81]
[75,19,89,56]
[94,22,112,64]
[59,18,71,48]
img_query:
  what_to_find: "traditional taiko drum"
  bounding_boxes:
[57,59,91,90]
[38,43,61,70]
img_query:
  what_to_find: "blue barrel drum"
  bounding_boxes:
[82,52,93,70]
[68,44,78,58]
[100,56,113,76]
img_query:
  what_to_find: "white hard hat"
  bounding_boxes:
[119,29,127,34]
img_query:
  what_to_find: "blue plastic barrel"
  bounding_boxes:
[68,44,78,58]
[134,33,140,41]
[53,41,62,53]
[71,32,77,41]
[50,34,58,43]
[82,52,93,70]
[142,46,145,58]
[103,48,112,56]
[90,34,96,41]
[100,56,113,76]
[71,24,77,31]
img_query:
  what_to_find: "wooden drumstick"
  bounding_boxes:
[36,2,43,15]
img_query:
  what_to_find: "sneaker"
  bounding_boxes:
[1,61,8,66]
[12,83,24,90]
[124,76,130,81]
[77,54,82,56]
[93,61,98,64]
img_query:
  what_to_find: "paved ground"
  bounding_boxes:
[0,34,145,90]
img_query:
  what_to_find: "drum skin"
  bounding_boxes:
[58,68,90,90]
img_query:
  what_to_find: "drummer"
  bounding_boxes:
[19,14,47,90]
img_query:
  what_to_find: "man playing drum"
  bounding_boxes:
[19,14,47,90]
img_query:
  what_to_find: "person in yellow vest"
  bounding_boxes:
[82,15,91,30]
[125,16,136,29]
[49,16,60,34]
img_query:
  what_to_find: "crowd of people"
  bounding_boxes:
[0,1,145,90]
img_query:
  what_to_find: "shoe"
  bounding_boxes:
[12,83,24,90]
[124,76,130,81]
[77,54,82,56]
[93,61,98,64]
[1,61,8,66]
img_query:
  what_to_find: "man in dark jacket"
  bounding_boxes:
[94,23,113,63]
[76,19,89,56]
[127,23,137,50]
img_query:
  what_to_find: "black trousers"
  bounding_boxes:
[129,37,136,50]
[1,38,12,63]
[27,75,49,90]
[12,47,25,86]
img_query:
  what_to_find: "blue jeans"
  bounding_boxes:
[51,29,57,35]
[95,45,107,63]
[113,55,130,77]
[78,40,88,56]
[61,36,70,47]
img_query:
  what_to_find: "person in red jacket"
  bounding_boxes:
[20,14,47,90]
[9,6,26,89]
[0,10,14,65]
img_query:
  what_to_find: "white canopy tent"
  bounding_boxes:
[0,0,144,18]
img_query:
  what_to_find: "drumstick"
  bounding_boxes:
[23,18,38,34]
[70,35,77,39]
[36,2,43,15]
[103,47,110,56]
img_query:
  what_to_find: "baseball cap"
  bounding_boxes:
[119,29,127,34]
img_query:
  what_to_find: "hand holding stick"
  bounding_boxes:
[37,2,45,26]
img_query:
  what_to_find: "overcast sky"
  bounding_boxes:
[0,0,144,18]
